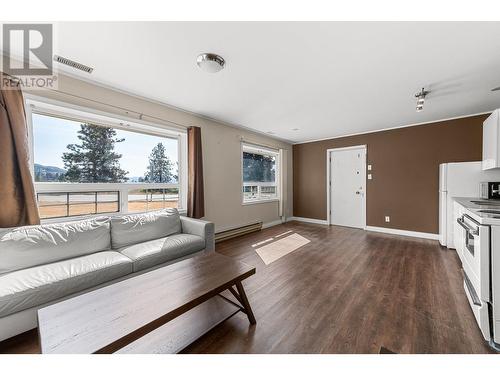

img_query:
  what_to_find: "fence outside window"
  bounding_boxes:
[242,182,278,202]
[35,183,179,221]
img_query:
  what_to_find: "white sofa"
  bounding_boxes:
[0,208,214,341]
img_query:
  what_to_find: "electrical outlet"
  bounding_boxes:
[368,164,372,171]
[385,216,390,223]
[368,174,372,180]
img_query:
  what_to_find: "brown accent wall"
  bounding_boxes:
[293,114,488,233]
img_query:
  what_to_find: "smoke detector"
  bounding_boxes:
[196,53,225,73]
[53,55,93,73]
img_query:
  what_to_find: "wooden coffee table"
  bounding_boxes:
[37,252,256,354]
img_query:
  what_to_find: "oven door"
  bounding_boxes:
[456,213,490,302]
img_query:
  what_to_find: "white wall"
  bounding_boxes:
[30,73,293,232]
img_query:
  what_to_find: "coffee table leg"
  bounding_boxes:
[235,281,256,325]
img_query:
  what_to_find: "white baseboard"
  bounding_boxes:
[262,219,284,229]
[283,219,437,240]
[365,226,439,240]
[287,216,329,225]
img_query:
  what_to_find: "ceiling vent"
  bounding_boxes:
[53,55,94,73]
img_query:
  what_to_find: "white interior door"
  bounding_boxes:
[329,146,366,229]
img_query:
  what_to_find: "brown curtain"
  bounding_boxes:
[0,73,40,227]
[187,126,205,218]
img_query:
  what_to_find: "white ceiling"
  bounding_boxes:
[41,22,500,142]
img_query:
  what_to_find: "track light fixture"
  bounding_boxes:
[415,88,429,112]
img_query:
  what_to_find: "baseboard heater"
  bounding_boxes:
[215,221,263,243]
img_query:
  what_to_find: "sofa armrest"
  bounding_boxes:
[180,216,215,252]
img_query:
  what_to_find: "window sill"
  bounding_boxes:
[242,199,280,206]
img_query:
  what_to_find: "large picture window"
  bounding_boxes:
[27,98,187,221]
[242,143,280,204]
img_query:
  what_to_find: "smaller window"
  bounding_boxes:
[242,143,279,203]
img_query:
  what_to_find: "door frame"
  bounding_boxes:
[326,145,367,229]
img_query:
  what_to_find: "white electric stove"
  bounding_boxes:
[453,197,500,351]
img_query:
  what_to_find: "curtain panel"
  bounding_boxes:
[187,126,205,219]
[0,73,40,227]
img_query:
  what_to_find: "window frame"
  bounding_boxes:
[241,142,280,205]
[25,95,188,222]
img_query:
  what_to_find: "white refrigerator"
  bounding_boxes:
[439,161,500,248]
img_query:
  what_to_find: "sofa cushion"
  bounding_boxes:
[119,234,205,272]
[0,251,133,318]
[110,208,181,249]
[0,217,111,275]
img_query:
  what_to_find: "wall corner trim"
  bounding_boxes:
[365,226,439,240]
[287,216,329,225]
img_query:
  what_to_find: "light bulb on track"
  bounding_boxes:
[415,88,429,112]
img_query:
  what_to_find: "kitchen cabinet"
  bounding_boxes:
[483,109,500,170]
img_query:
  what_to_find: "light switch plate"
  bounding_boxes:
[368,165,372,171]
[385,216,390,222]
[368,174,372,180]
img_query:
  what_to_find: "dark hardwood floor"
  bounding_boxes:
[0,222,495,354]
